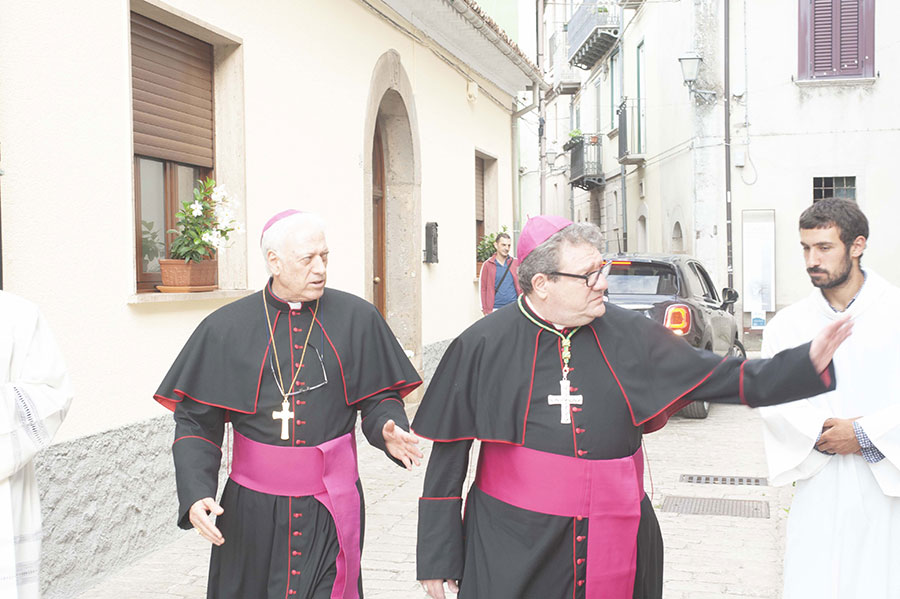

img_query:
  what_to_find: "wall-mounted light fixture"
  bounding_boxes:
[678,51,717,105]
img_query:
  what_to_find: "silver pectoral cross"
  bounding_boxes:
[548,379,583,424]
[272,398,295,440]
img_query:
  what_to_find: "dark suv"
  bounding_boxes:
[603,254,746,418]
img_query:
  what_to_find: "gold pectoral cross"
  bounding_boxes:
[272,398,294,440]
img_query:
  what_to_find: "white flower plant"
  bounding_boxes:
[168,177,242,263]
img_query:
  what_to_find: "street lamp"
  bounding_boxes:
[678,51,717,104]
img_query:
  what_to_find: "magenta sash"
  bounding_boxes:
[231,431,360,599]
[475,443,644,599]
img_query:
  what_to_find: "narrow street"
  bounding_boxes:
[75,400,791,599]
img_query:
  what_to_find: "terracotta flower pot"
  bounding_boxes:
[159,258,218,288]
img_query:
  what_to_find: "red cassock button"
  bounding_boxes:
[291,570,299,575]
[293,531,302,537]
[577,450,588,456]
[292,550,302,556]
[576,516,583,521]
[572,407,583,412]
[577,580,585,587]
[576,535,585,542]
[576,428,585,434]
[577,558,585,565]
[293,512,302,518]
[293,327,301,332]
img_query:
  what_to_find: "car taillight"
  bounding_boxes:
[664,304,691,336]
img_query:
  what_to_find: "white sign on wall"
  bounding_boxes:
[742,210,776,313]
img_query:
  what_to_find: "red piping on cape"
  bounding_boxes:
[519,330,541,445]
[588,324,729,434]
[152,303,272,416]
[173,435,222,450]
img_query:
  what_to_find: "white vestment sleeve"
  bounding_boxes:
[759,322,831,486]
[0,307,72,480]
[857,404,900,497]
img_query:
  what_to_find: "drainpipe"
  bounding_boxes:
[618,39,627,252]
[724,0,734,295]
[537,0,546,214]
[512,85,540,247]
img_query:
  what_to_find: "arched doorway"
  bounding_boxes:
[364,51,422,366]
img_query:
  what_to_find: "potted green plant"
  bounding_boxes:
[158,177,240,291]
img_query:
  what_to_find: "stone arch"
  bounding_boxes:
[363,50,422,367]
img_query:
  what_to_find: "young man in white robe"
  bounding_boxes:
[760,198,900,599]
[1,291,72,598]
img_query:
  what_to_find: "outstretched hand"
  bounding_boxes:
[383,419,423,471]
[190,497,224,545]
[809,316,853,374]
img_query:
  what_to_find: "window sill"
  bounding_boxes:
[794,76,877,88]
[127,288,253,304]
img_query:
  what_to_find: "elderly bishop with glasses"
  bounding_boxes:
[154,210,422,599]
[414,215,853,599]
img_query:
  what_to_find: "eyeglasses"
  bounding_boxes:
[549,265,608,288]
[269,344,328,397]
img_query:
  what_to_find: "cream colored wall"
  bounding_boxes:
[730,0,900,310]
[0,0,516,440]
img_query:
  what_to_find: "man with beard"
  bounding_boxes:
[760,198,900,598]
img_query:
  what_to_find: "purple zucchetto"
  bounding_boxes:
[260,209,304,245]
[517,215,573,263]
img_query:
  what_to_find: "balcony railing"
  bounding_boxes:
[567,2,621,70]
[566,134,605,190]
[617,98,646,165]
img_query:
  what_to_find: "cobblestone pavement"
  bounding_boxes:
[75,399,791,598]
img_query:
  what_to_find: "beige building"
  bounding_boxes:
[0,0,543,594]
[540,0,898,334]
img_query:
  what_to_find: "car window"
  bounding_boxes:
[681,262,707,299]
[606,262,679,295]
[688,262,717,302]
[693,262,720,303]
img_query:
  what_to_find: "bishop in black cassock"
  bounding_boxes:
[413,216,852,599]
[155,210,422,599]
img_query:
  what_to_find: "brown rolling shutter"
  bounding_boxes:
[475,157,485,221]
[131,13,214,168]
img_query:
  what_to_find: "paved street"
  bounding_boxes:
[75,400,791,598]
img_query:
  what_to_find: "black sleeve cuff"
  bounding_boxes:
[416,497,465,581]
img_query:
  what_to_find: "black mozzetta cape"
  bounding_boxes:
[154,283,421,599]
[414,300,833,443]
[413,299,834,599]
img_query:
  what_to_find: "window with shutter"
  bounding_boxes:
[475,156,486,246]
[798,0,874,80]
[131,12,214,291]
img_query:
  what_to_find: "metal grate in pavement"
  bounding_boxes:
[660,496,770,518]
[679,474,768,486]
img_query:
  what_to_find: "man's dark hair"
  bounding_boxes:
[495,232,511,242]
[799,198,868,247]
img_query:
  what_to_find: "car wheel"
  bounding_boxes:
[681,400,709,419]
[728,339,747,359]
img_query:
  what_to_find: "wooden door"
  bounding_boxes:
[372,125,386,314]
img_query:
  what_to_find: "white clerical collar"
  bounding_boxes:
[524,296,567,330]
[288,301,303,310]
